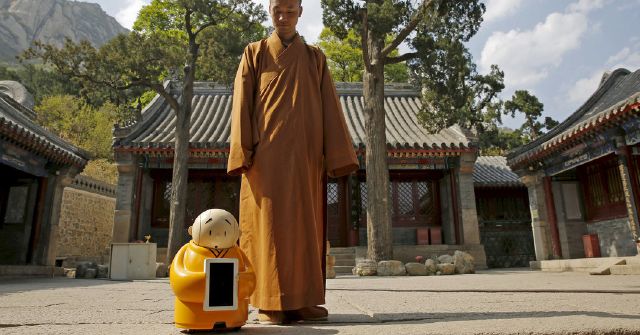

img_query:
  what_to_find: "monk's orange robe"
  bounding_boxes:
[227,32,358,311]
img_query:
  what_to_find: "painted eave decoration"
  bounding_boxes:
[507,68,640,171]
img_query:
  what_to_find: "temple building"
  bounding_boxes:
[0,81,88,270]
[507,68,640,261]
[112,81,489,266]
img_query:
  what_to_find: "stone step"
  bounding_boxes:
[335,259,355,267]
[334,253,356,261]
[610,265,640,275]
[334,265,354,274]
[624,257,640,266]
[330,247,356,255]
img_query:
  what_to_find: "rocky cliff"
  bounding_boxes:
[0,0,128,63]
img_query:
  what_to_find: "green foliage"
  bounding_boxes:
[82,159,119,185]
[413,38,505,132]
[317,28,409,83]
[35,95,116,159]
[478,127,526,156]
[322,0,492,130]
[133,0,267,85]
[318,28,363,82]
[0,63,81,105]
[504,90,558,141]
[21,0,267,104]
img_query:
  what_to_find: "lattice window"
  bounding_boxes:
[327,182,339,216]
[607,166,624,203]
[417,182,435,217]
[580,155,627,221]
[397,182,414,216]
[360,182,367,212]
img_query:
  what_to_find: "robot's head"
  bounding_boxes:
[188,209,240,249]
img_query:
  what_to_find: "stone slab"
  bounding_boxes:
[589,259,627,275]
[610,264,640,275]
[1,270,640,334]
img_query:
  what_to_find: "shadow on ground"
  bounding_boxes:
[326,310,640,325]
[0,277,168,295]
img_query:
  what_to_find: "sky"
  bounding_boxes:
[83,0,640,129]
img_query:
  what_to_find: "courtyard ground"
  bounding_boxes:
[1,268,639,334]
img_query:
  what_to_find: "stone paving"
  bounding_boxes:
[1,268,640,334]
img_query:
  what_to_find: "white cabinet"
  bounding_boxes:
[109,243,157,280]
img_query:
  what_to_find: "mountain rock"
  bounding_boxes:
[0,0,128,63]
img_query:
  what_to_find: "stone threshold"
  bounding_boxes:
[530,256,640,272]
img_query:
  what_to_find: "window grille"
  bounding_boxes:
[327,182,339,216]
[580,155,627,221]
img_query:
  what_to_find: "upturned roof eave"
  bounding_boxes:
[507,94,640,170]
[506,68,639,169]
[0,94,90,167]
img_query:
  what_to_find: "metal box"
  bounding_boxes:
[109,243,157,280]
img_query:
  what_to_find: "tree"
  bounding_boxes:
[23,0,266,264]
[0,63,82,105]
[504,90,558,141]
[322,0,485,261]
[317,27,409,83]
[36,95,116,159]
[35,95,119,184]
[411,38,504,132]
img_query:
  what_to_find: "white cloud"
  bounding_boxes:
[566,0,607,13]
[567,71,602,104]
[482,0,523,23]
[115,0,149,29]
[480,11,588,87]
[567,42,640,104]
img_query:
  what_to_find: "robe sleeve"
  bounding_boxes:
[228,46,257,176]
[319,52,359,178]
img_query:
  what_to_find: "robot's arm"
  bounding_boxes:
[170,245,206,302]
[237,250,256,299]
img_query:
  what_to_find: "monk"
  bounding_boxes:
[227,0,358,325]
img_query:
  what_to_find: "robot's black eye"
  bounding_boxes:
[225,231,227,236]
[209,230,211,235]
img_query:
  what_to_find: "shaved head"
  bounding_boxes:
[270,0,301,5]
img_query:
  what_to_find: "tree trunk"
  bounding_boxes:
[363,34,393,262]
[166,36,198,265]
[166,83,192,265]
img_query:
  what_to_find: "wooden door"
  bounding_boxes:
[327,178,347,247]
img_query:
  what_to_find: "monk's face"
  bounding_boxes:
[269,0,302,41]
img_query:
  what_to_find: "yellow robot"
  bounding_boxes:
[170,209,255,331]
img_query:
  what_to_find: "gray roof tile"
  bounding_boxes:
[0,89,89,167]
[114,81,471,151]
[474,156,523,187]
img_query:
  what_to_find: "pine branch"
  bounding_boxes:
[384,52,418,64]
[381,0,434,57]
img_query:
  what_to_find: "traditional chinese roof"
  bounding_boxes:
[507,68,640,171]
[0,82,89,168]
[113,81,474,156]
[473,156,523,187]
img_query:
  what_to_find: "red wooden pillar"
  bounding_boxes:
[543,176,562,258]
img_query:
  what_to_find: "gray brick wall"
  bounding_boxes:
[55,187,115,265]
[587,218,638,257]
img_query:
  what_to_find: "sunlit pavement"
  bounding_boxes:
[1,268,639,334]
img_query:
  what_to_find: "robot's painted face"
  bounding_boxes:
[190,209,240,249]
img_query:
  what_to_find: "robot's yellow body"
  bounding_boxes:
[169,209,255,330]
